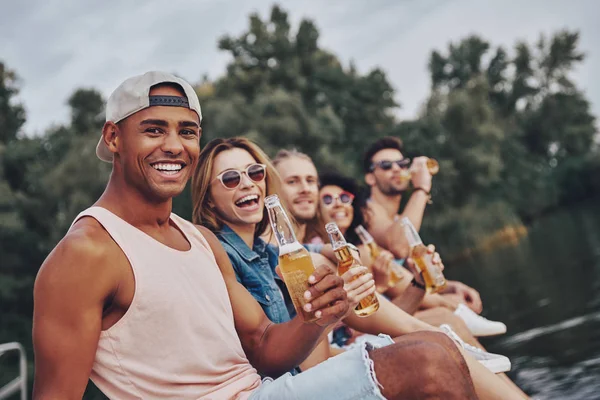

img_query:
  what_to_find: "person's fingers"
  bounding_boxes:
[347,279,376,300]
[314,298,349,322]
[344,272,373,292]
[432,252,441,264]
[308,264,336,285]
[341,266,368,283]
[427,244,436,253]
[305,286,348,314]
[347,284,376,304]
[466,289,483,313]
[304,274,342,302]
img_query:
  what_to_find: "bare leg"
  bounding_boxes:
[497,374,529,399]
[415,306,481,347]
[414,309,529,397]
[458,346,529,399]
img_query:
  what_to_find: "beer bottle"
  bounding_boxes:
[399,158,439,182]
[354,225,405,287]
[265,194,317,323]
[401,217,446,294]
[326,222,379,317]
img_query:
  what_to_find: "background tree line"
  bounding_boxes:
[0,5,598,397]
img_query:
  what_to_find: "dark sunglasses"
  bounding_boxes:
[370,158,411,172]
[321,191,355,206]
[213,163,266,189]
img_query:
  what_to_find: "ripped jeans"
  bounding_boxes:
[249,334,393,400]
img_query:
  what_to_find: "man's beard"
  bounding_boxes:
[293,213,315,225]
[376,178,407,196]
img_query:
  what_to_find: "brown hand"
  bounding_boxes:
[303,264,350,327]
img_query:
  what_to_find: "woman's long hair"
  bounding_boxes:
[191,137,285,238]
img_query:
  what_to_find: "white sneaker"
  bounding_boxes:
[440,324,511,374]
[454,303,507,337]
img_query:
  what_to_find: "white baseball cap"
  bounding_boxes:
[96,71,202,162]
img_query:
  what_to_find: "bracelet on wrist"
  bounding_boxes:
[413,187,432,204]
[410,278,426,291]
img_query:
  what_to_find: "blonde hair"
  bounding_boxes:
[271,148,327,243]
[272,148,312,167]
[192,137,287,238]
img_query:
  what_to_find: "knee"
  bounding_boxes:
[374,334,476,399]
[410,340,467,395]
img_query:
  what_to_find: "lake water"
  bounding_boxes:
[446,198,600,399]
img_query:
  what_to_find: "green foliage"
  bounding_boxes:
[0,63,26,143]
[400,29,597,254]
[0,76,109,396]
[0,6,597,398]
[207,5,396,175]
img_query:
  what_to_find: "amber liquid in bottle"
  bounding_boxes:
[266,194,317,322]
[328,223,379,317]
[401,217,446,294]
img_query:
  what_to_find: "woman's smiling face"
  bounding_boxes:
[208,147,267,229]
[319,184,354,233]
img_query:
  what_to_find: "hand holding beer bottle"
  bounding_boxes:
[401,217,447,294]
[326,222,380,317]
[266,195,349,325]
[355,225,405,288]
[407,156,436,191]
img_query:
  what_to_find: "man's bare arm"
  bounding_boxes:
[400,190,430,231]
[199,226,347,377]
[401,156,433,232]
[33,221,120,399]
[391,281,427,314]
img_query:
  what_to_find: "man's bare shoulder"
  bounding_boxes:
[35,217,122,294]
[192,224,235,276]
[193,224,218,242]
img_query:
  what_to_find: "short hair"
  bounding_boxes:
[272,148,313,167]
[319,171,359,196]
[362,136,404,173]
[191,137,286,238]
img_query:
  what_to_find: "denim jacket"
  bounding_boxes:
[215,225,292,324]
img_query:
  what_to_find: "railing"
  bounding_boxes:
[0,342,27,400]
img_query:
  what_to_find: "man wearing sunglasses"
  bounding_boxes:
[362,137,509,338]
[363,137,432,251]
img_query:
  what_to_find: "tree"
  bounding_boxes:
[209,5,398,175]
[404,29,597,254]
[0,63,26,143]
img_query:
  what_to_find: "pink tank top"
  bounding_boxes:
[72,207,261,399]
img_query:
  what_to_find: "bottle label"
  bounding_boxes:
[282,270,314,320]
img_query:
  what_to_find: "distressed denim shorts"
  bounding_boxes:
[249,334,394,400]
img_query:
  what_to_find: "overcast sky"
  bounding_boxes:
[1,0,597,135]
